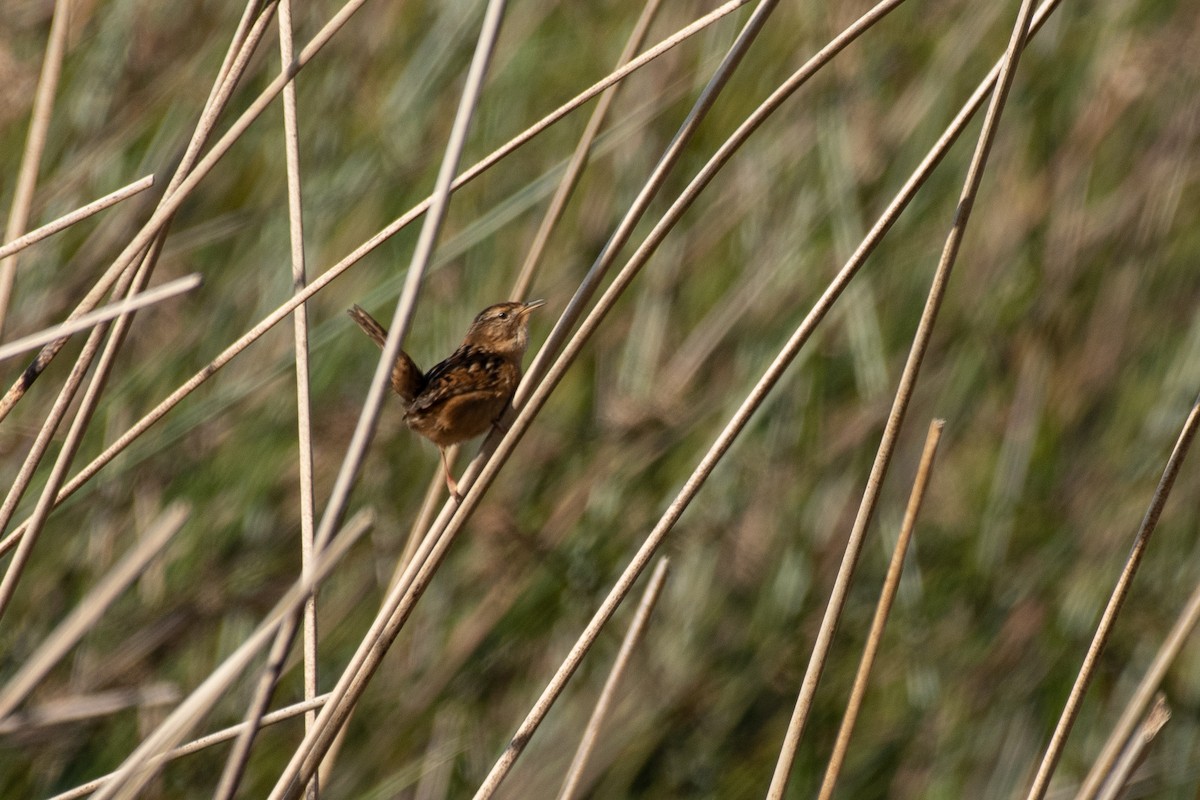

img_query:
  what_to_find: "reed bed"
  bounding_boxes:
[1,0,1199,797]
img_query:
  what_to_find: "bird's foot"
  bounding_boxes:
[445,473,463,504]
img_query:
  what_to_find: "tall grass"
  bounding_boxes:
[1,0,1199,798]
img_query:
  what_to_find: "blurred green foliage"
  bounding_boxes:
[1,0,1199,797]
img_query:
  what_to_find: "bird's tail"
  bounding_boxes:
[346,305,427,404]
[348,304,388,349]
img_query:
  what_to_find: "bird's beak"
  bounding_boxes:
[520,299,546,316]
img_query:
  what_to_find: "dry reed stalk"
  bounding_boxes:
[1024,391,1200,800]
[0,0,278,621]
[390,0,663,590]
[265,3,785,794]
[253,4,510,797]
[0,274,201,363]
[766,0,1039,791]
[83,510,372,800]
[817,420,944,800]
[48,695,332,800]
[0,504,188,720]
[0,0,71,334]
[375,2,923,788]
[209,0,322,795]
[1038,392,1200,800]
[0,0,747,425]
[509,0,666,302]
[556,558,671,800]
[277,0,322,794]
[1092,695,1170,800]
[0,684,179,737]
[0,0,745,562]
[0,0,276,561]
[0,0,352,420]
[0,175,154,261]
[0,248,160,621]
[308,0,509,557]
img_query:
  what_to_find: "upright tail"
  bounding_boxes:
[347,305,427,404]
[348,304,388,348]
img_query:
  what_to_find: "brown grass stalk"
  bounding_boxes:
[0,504,188,720]
[817,419,944,800]
[556,557,671,800]
[277,0,321,794]
[1092,695,1170,800]
[766,0,1040,791]
[0,174,154,262]
[47,695,331,800]
[0,0,72,334]
[0,274,201,363]
[0,246,160,620]
[0,0,746,562]
[0,0,277,423]
[209,0,322,795]
[83,510,373,800]
[264,4,787,795]
[1041,392,1200,800]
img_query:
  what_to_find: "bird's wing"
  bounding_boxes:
[408,346,515,414]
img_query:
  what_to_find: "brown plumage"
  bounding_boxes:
[347,299,545,500]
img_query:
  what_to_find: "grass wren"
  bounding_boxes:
[348,299,545,500]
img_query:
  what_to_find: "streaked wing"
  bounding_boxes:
[408,346,515,415]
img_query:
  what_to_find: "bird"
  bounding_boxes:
[347,299,545,501]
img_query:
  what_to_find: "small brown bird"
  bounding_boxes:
[348,299,545,501]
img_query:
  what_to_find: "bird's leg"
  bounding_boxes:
[440,447,462,503]
[492,404,515,434]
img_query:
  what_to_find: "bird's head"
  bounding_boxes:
[462,299,545,357]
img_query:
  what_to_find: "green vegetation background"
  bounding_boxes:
[2,0,1199,797]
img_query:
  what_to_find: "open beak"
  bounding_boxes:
[519,299,546,316]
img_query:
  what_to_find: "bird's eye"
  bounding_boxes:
[498,312,509,320]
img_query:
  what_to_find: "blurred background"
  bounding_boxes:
[1,0,1199,797]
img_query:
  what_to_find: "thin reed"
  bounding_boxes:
[1,1,1199,798]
